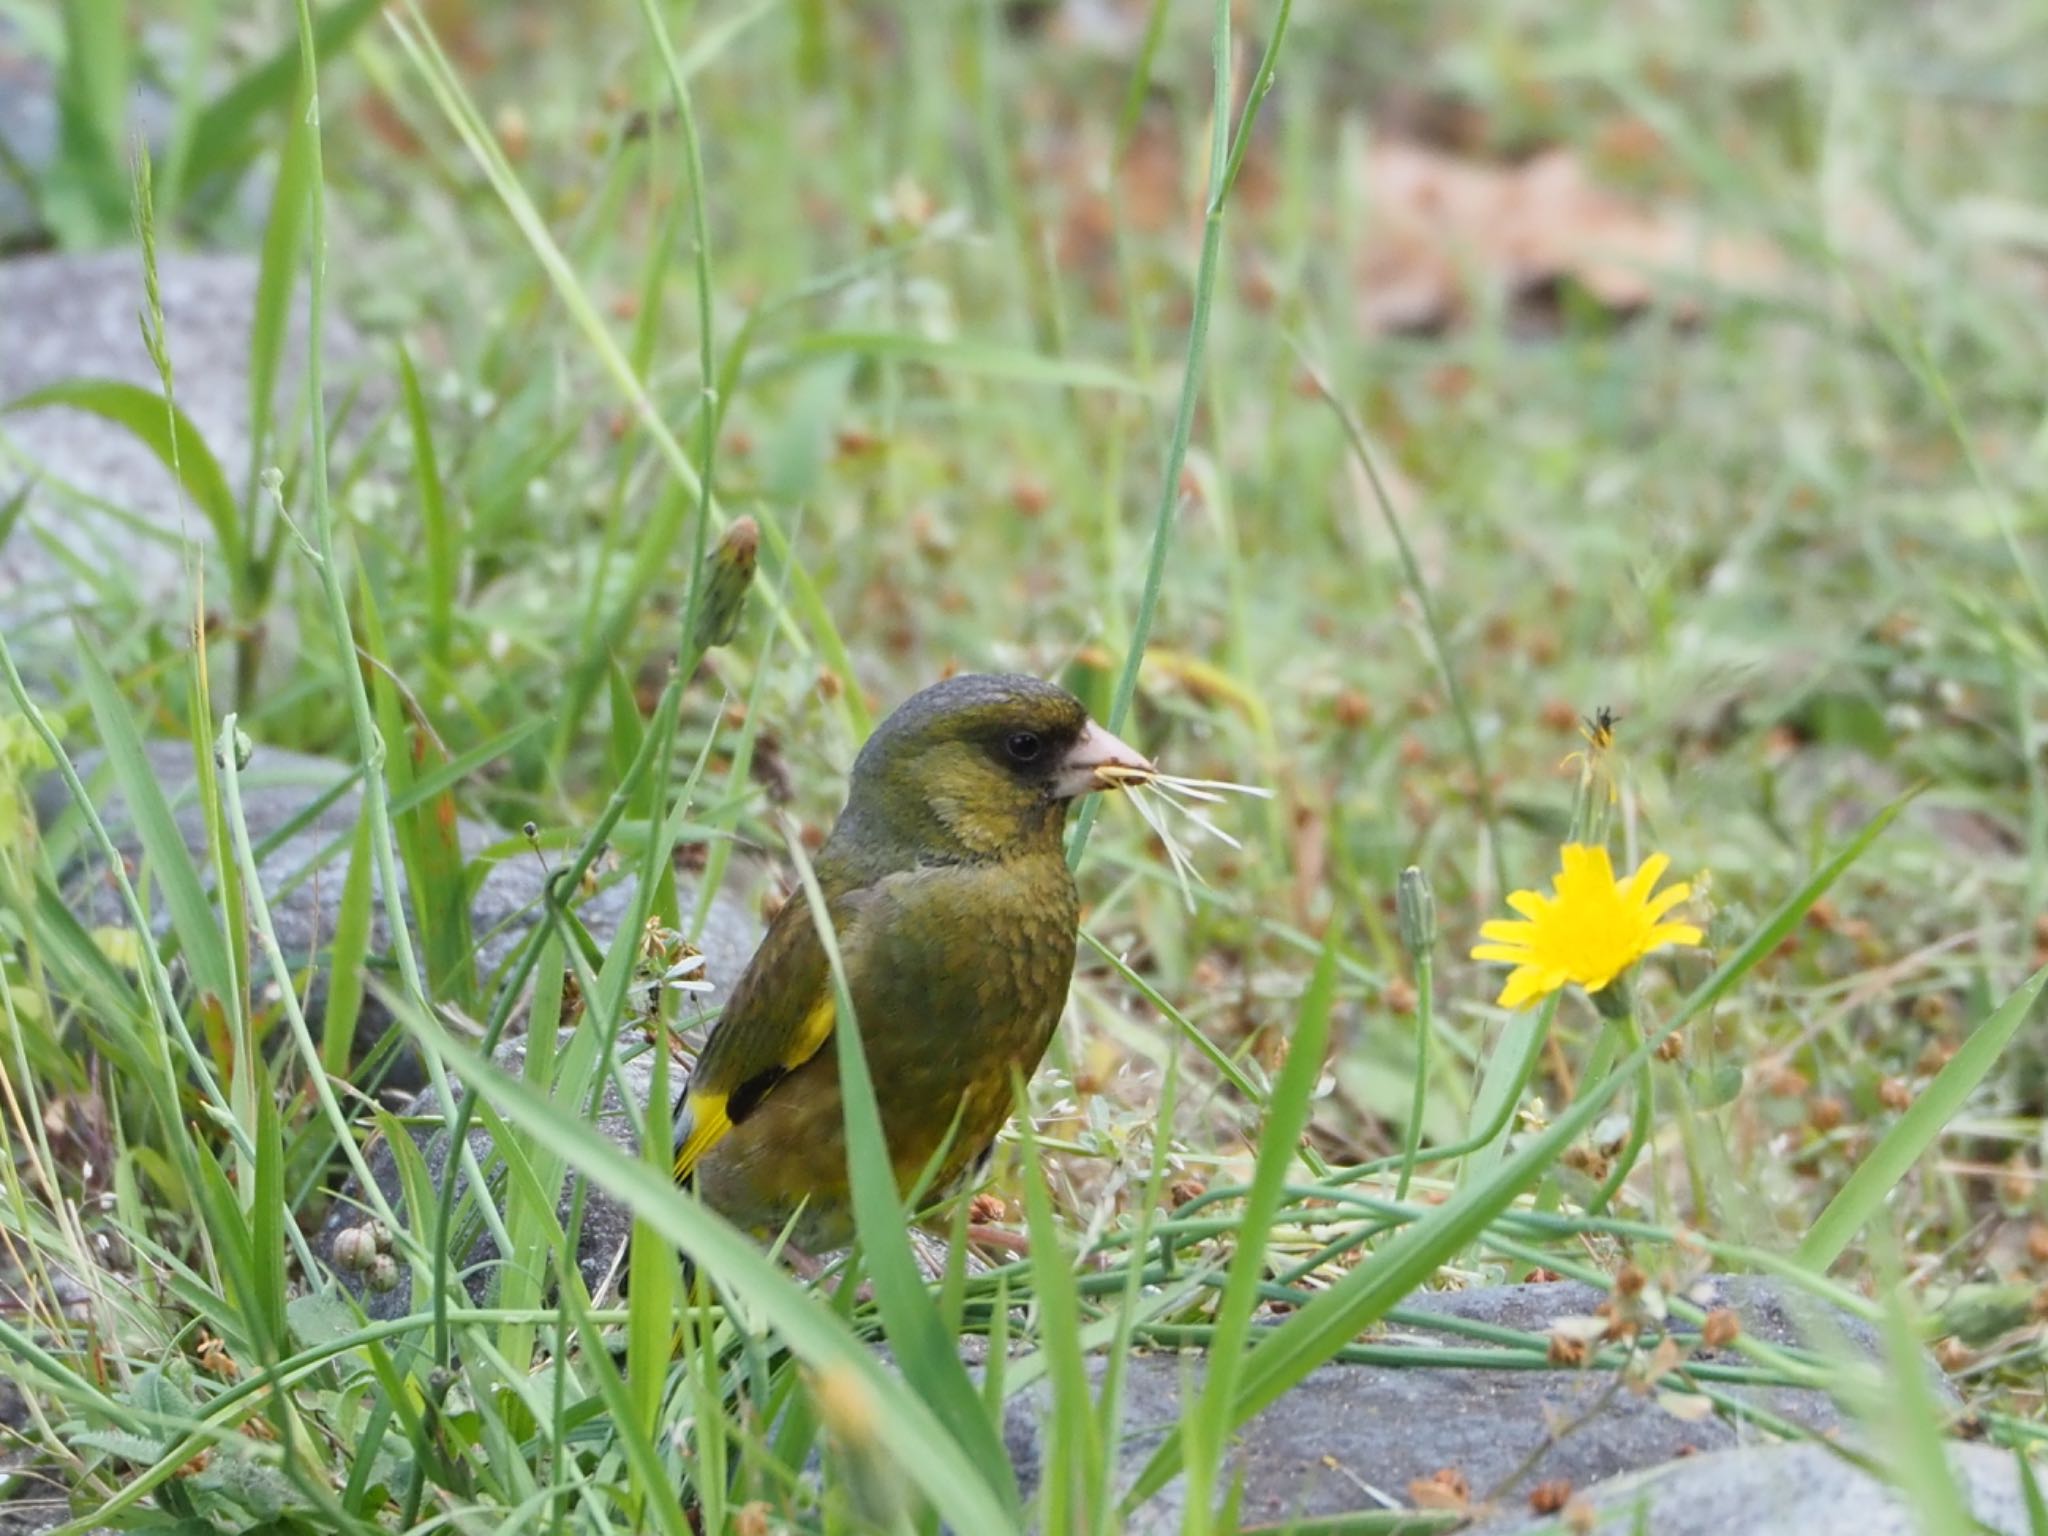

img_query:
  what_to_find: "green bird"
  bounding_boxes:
[671,673,1150,1255]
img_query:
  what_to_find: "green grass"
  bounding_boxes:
[3,0,2048,1532]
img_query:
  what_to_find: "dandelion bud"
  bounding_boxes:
[690,516,759,652]
[1591,972,1634,1021]
[1396,867,1435,958]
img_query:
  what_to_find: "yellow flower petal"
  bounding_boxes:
[1477,919,1536,943]
[1497,966,1561,1009]
[1559,843,1615,882]
[1642,882,1691,923]
[1646,922,1703,950]
[1472,943,1532,963]
[1621,852,1670,901]
[1470,843,1701,1007]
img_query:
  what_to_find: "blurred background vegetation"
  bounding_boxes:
[4,0,2048,1529]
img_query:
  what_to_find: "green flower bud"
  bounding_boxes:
[690,516,759,652]
[214,725,254,773]
[1592,971,1635,1021]
[1396,866,1435,958]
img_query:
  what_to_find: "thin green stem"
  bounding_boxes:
[1298,362,1509,898]
[1590,1016,1653,1214]
[1396,949,1435,1202]
[1069,0,1295,868]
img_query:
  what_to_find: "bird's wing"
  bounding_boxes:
[672,885,866,1182]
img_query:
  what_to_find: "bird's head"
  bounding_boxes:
[835,673,1152,864]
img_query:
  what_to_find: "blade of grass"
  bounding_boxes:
[179,0,387,193]
[411,1005,1022,1535]
[1799,959,2048,1272]
[73,643,237,1016]
[318,811,377,1081]
[1068,0,1295,868]
[397,342,457,667]
[241,59,316,620]
[6,382,243,580]
[48,0,130,244]
[782,824,1023,1522]
[1016,1112,1101,1535]
[1864,1227,1975,1534]
[1183,935,1337,1536]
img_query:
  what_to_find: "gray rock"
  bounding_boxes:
[0,1458,81,1536]
[1475,1440,2029,1536]
[36,741,760,1092]
[317,1028,674,1319]
[0,249,370,641]
[1004,1277,1943,1533]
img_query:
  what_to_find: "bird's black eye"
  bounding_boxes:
[1005,730,1044,764]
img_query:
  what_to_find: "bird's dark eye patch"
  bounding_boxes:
[1005,730,1044,763]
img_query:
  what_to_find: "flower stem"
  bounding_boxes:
[1397,949,1435,1202]
[1591,1014,1653,1214]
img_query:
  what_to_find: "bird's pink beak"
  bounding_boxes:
[1053,719,1153,801]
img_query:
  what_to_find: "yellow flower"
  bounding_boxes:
[1471,844,1702,1010]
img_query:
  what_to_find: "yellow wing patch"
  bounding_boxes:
[672,1091,731,1182]
[674,994,838,1182]
[782,994,837,1070]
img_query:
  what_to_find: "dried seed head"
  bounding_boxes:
[2025,1223,2048,1266]
[1529,1479,1573,1515]
[331,1226,379,1273]
[1406,1467,1471,1513]
[967,1193,1005,1223]
[1332,688,1374,728]
[1807,1095,1846,1133]
[1701,1308,1742,1349]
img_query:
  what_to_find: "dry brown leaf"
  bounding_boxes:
[1354,141,1782,334]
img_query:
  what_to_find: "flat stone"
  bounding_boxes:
[1004,1276,1947,1533]
[35,741,760,1093]
[1475,1439,2028,1536]
[0,249,369,642]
